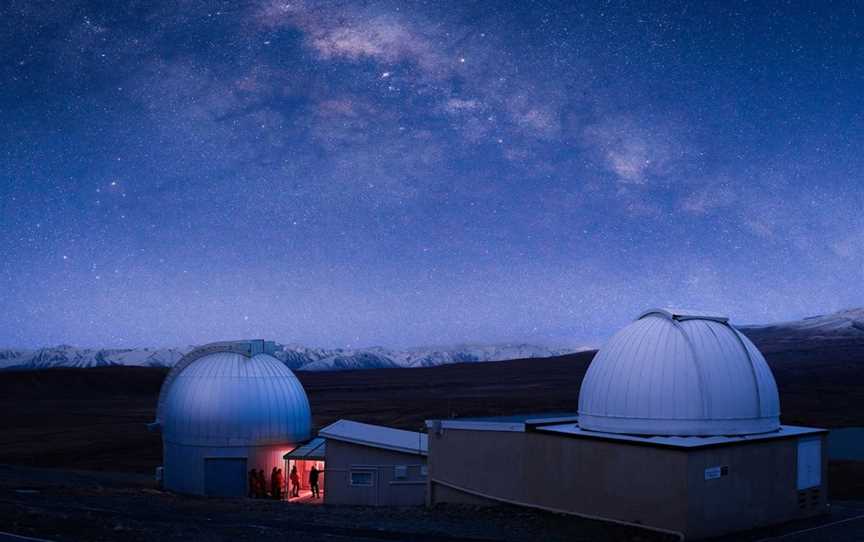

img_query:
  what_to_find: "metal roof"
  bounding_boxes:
[427,419,526,433]
[577,309,780,436]
[426,413,580,433]
[160,350,312,447]
[284,437,326,460]
[536,423,825,450]
[319,419,428,456]
[450,412,579,424]
[155,340,279,424]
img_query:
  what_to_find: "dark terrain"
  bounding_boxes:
[1,346,863,472]
[0,463,686,542]
[1,330,863,541]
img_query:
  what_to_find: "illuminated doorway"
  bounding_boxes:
[283,437,326,503]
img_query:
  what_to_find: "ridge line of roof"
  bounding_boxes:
[319,419,428,456]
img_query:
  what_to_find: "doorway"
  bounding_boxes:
[287,459,325,502]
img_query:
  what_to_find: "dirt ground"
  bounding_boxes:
[2,464,864,542]
[0,464,677,542]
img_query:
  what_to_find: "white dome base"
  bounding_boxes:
[578,413,781,436]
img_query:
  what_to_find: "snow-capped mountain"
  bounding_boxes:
[0,342,585,372]
[290,343,582,371]
[0,345,191,370]
[392,343,578,368]
[738,307,864,364]
[3,308,861,372]
[740,308,864,337]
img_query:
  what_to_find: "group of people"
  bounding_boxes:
[248,464,321,500]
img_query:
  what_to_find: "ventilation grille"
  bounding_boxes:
[797,488,821,510]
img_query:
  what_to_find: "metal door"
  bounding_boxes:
[204,457,248,497]
[797,437,821,490]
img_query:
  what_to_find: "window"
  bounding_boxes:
[394,465,408,480]
[350,470,374,487]
[420,465,428,477]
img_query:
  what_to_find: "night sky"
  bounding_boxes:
[2,1,863,349]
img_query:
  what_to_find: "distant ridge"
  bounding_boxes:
[4,307,861,372]
[738,307,864,364]
[0,342,585,372]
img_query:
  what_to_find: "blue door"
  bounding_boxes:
[204,457,248,497]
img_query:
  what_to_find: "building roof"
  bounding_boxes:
[284,437,326,460]
[319,419,428,456]
[577,308,780,437]
[155,340,279,423]
[426,412,579,433]
[535,423,826,450]
[451,412,580,424]
[426,415,825,450]
[159,349,311,447]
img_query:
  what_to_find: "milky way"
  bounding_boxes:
[2,1,863,348]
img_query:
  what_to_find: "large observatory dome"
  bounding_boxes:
[578,309,780,436]
[161,350,311,446]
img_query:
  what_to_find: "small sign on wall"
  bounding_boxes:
[704,466,729,480]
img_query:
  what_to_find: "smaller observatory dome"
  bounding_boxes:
[578,308,780,436]
[161,351,311,446]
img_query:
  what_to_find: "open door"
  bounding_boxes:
[287,459,325,500]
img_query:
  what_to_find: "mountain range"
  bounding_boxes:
[737,307,864,366]
[2,307,861,372]
[0,342,583,372]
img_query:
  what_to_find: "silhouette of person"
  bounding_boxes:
[248,468,258,498]
[276,468,284,500]
[309,464,320,499]
[271,467,281,500]
[257,469,267,498]
[290,464,300,497]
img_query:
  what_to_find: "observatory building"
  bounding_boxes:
[151,340,311,497]
[426,309,828,540]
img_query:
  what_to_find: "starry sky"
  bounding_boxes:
[2,1,863,349]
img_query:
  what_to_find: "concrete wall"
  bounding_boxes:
[323,439,426,506]
[163,441,291,496]
[428,428,828,539]
[427,429,689,535]
[684,433,829,539]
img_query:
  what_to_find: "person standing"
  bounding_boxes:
[290,464,300,497]
[257,469,267,498]
[270,467,280,500]
[276,468,284,500]
[248,468,258,498]
[309,464,320,499]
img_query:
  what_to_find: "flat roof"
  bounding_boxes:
[319,419,428,456]
[451,412,580,423]
[427,414,827,450]
[536,423,827,450]
[426,412,579,433]
[284,437,326,460]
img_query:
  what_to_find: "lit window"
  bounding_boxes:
[350,470,374,486]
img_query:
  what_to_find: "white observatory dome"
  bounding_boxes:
[161,351,311,446]
[578,308,780,436]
